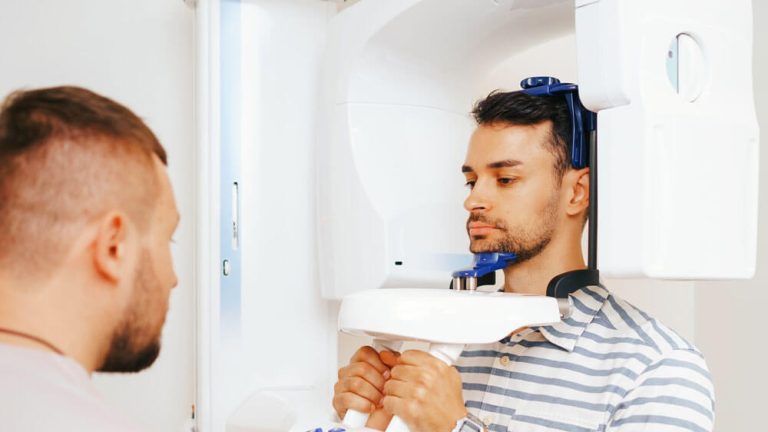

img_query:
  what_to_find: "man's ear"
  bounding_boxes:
[565,168,590,217]
[93,212,130,283]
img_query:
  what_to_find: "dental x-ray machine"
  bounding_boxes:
[199,0,758,431]
[314,0,758,431]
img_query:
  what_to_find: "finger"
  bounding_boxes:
[366,408,393,430]
[351,346,390,374]
[383,376,427,402]
[339,362,387,390]
[335,376,384,404]
[332,391,377,419]
[379,350,401,368]
[381,393,417,422]
[399,349,446,368]
[388,364,424,383]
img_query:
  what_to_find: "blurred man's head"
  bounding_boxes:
[0,86,179,372]
[462,91,589,264]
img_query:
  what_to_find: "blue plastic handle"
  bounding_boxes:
[452,252,517,278]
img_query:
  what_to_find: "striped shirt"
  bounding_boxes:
[456,285,714,432]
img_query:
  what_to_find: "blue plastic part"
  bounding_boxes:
[304,428,345,432]
[451,252,517,278]
[519,76,597,169]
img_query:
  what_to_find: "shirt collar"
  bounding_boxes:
[536,285,610,352]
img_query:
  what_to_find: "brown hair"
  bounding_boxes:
[472,90,572,179]
[0,86,168,277]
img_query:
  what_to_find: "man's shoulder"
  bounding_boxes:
[580,288,714,422]
[591,288,702,357]
[594,292,716,429]
[0,344,143,432]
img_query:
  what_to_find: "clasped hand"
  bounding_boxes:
[333,346,467,432]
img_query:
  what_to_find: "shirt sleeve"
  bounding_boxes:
[606,348,715,432]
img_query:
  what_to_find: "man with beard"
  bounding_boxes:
[332,90,714,431]
[0,87,179,431]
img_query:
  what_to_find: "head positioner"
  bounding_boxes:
[519,76,597,170]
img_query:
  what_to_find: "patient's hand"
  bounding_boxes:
[380,350,467,432]
[365,407,394,431]
[333,346,391,423]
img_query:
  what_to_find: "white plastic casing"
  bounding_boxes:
[577,0,759,279]
[317,0,576,299]
[318,0,759,299]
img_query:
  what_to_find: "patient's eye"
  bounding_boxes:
[464,180,476,189]
[498,177,516,186]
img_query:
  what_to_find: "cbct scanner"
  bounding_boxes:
[196,0,758,431]
[317,0,757,431]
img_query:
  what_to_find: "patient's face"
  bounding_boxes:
[462,121,561,262]
[99,158,179,372]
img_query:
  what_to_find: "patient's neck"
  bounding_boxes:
[502,237,585,295]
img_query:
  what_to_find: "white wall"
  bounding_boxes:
[0,1,196,431]
[694,1,768,430]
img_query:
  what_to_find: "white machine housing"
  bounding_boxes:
[577,0,758,279]
[317,0,759,299]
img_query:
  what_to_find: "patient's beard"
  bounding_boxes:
[98,251,163,373]
[468,194,559,264]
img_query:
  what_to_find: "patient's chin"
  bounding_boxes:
[470,237,497,253]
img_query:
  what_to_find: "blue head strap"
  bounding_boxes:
[519,76,597,169]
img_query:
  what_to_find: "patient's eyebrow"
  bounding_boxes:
[462,160,523,173]
[488,159,522,169]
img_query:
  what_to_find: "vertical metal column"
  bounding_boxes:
[588,129,597,271]
[219,0,242,339]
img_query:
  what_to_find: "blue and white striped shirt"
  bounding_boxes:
[456,286,714,431]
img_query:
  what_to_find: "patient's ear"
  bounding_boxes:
[565,168,590,217]
[92,212,130,283]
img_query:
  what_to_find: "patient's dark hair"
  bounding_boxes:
[0,86,167,277]
[472,91,573,178]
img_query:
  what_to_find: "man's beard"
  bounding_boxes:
[467,194,559,264]
[98,251,163,373]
